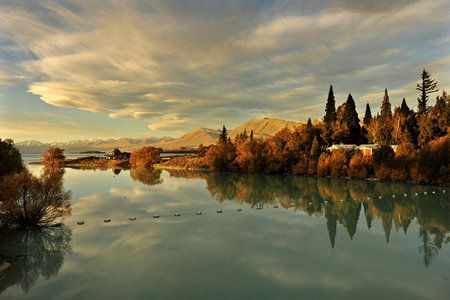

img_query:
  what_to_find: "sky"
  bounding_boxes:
[0,0,449,142]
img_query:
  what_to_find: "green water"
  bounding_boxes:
[1,165,449,299]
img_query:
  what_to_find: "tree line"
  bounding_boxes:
[202,70,449,185]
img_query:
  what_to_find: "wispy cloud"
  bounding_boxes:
[0,0,449,139]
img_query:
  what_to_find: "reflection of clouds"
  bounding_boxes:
[4,169,448,298]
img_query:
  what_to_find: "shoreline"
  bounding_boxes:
[28,158,448,187]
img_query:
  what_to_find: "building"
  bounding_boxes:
[327,144,398,156]
[358,144,378,156]
[326,144,357,151]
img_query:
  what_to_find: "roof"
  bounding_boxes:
[358,144,378,150]
[327,144,357,150]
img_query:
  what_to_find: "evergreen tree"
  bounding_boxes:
[380,89,392,119]
[400,98,410,115]
[416,69,438,115]
[363,103,372,126]
[250,130,254,141]
[342,94,361,144]
[306,117,313,129]
[324,85,336,126]
[219,125,228,142]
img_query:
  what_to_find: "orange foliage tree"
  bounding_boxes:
[129,146,162,167]
[0,170,71,228]
[42,147,66,167]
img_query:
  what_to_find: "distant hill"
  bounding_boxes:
[16,138,160,154]
[229,118,301,139]
[15,118,303,153]
[154,128,221,150]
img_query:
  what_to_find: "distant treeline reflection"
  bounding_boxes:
[166,170,449,266]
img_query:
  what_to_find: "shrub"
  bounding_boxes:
[375,165,393,181]
[130,147,162,167]
[317,153,331,176]
[348,154,373,179]
[0,170,71,228]
[42,147,66,167]
[0,139,24,178]
[329,150,349,178]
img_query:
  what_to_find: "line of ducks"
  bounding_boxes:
[76,206,264,225]
[76,189,446,226]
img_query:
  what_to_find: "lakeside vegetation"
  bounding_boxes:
[0,143,71,229]
[161,70,449,185]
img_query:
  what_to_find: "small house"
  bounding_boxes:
[358,144,378,156]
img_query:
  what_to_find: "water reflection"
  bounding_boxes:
[129,168,163,186]
[167,170,450,266]
[1,167,449,299]
[0,226,72,293]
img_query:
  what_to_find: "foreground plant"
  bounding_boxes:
[0,169,71,228]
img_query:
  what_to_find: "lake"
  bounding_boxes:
[21,152,191,164]
[0,165,449,299]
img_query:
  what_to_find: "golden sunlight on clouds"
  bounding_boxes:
[0,0,449,135]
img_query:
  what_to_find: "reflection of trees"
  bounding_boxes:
[129,168,162,186]
[0,226,72,294]
[197,171,450,264]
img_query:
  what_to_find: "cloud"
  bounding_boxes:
[0,0,449,135]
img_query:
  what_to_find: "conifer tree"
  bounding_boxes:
[219,125,228,142]
[306,117,313,129]
[400,98,410,115]
[342,94,361,144]
[416,69,438,115]
[380,89,392,119]
[324,85,336,126]
[363,103,372,126]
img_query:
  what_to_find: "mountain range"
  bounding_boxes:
[16,118,302,153]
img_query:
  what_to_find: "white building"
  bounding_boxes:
[327,144,398,156]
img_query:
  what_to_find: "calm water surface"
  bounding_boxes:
[1,165,449,299]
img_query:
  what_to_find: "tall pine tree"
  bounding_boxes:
[416,69,438,115]
[324,85,336,126]
[380,89,392,119]
[363,103,372,126]
[400,98,410,115]
[219,125,228,142]
[342,94,361,144]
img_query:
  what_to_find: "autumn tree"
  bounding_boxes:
[0,138,24,179]
[418,90,449,147]
[129,146,162,167]
[417,69,438,115]
[393,98,418,148]
[205,132,237,172]
[324,85,336,126]
[0,170,72,228]
[235,134,266,173]
[369,90,394,146]
[42,147,66,167]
